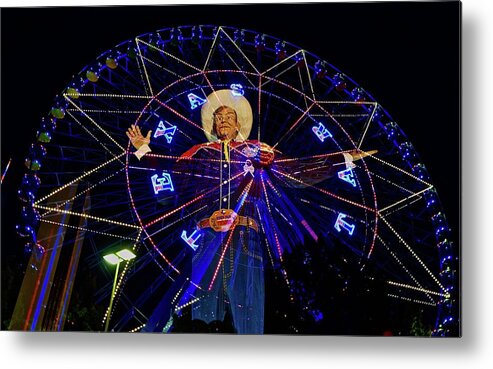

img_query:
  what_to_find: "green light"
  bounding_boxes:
[103,254,120,265]
[104,249,136,265]
[116,249,136,261]
[102,248,136,332]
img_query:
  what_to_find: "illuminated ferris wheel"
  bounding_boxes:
[16,25,457,335]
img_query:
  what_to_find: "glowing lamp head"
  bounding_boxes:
[103,254,120,265]
[116,249,136,261]
[104,249,136,265]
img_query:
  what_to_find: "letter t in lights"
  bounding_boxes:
[334,213,355,236]
[181,229,201,251]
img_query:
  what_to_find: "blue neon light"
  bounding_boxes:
[312,122,332,142]
[57,235,83,331]
[181,229,201,251]
[31,203,70,330]
[230,84,245,96]
[153,121,177,143]
[151,172,174,194]
[337,168,357,187]
[187,93,207,110]
[334,213,355,236]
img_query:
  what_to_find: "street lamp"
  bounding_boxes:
[103,249,136,332]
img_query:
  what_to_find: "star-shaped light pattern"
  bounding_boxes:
[22,26,456,334]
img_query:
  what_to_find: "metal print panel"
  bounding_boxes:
[1,2,460,336]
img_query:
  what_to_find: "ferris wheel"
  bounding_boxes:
[16,25,457,335]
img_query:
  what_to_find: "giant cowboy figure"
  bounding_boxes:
[127,89,375,334]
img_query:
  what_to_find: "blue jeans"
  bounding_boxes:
[185,225,265,334]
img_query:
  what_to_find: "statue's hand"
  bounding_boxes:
[126,124,152,150]
[348,149,378,161]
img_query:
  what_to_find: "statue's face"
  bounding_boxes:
[213,106,240,140]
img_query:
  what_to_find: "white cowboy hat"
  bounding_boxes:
[201,89,253,142]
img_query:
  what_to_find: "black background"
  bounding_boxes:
[1,2,460,307]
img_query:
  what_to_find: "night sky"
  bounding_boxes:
[1,2,460,311]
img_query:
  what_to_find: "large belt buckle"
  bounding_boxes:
[209,209,239,232]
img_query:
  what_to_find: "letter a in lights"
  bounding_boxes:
[187,93,207,110]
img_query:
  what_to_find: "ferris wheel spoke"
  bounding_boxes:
[309,100,378,149]
[378,214,445,291]
[297,53,316,111]
[217,45,259,90]
[257,181,293,292]
[261,174,318,244]
[135,38,156,96]
[207,178,255,290]
[376,234,437,304]
[386,281,449,298]
[386,294,437,307]
[299,51,317,102]
[34,203,141,230]
[203,27,260,76]
[356,102,378,149]
[261,50,304,84]
[140,231,180,274]
[39,167,126,217]
[65,93,152,100]
[38,219,139,242]
[271,187,378,257]
[137,36,202,73]
[129,164,221,181]
[34,153,126,205]
[271,167,376,213]
[134,235,187,279]
[143,205,208,240]
[138,53,206,94]
[65,110,124,160]
[143,171,245,228]
[274,150,353,163]
[153,97,205,133]
[360,154,433,215]
[378,185,433,216]
[260,49,316,110]
[272,102,316,150]
[66,108,143,115]
[139,152,245,167]
[369,155,432,187]
[135,40,203,100]
[277,149,430,220]
[64,96,126,151]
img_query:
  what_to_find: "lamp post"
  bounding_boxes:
[103,249,136,332]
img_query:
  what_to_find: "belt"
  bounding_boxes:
[197,209,259,233]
